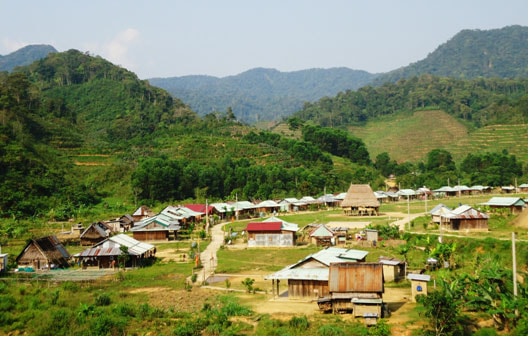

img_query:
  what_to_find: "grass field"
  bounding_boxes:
[348,110,528,164]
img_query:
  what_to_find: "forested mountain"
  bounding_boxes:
[372,25,527,85]
[149,67,376,123]
[151,25,527,123]
[0,44,57,72]
[0,48,526,220]
[290,75,528,128]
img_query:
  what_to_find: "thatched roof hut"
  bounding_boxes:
[16,236,71,270]
[341,184,380,216]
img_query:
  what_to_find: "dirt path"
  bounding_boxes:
[195,222,225,284]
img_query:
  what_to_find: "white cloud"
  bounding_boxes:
[103,28,140,69]
[1,38,30,54]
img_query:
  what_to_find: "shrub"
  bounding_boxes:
[95,293,111,306]
[318,324,345,336]
[289,315,310,330]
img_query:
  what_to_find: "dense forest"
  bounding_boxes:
[0,49,527,220]
[290,75,528,128]
[152,25,527,123]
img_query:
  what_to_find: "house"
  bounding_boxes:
[519,183,528,192]
[378,256,406,282]
[429,204,452,225]
[442,205,489,232]
[468,185,492,195]
[131,213,181,241]
[16,236,71,270]
[264,247,368,299]
[501,185,516,194]
[185,204,217,222]
[132,205,155,222]
[309,224,335,246]
[432,186,457,198]
[119,214,134,231]
[325,262,385,317]
[80,222,113,246]
[481,197,526,214]
[408,273,431,302]
[340,184,380,216]
[254,200,281,216]
[245,216,299,247]
[279,198,309,212]
[74,234,156,269]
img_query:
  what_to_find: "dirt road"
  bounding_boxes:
[195,222,225,284]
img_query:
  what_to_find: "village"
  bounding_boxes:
[1,182,527,332]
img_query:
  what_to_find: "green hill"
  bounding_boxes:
[347,110,528,165]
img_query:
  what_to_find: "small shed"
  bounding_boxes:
[16,236,71,270]
[328,262,385,316]
[365,229,378,244]
[407,273,431,302]
[309,224,335,246]
[378,256,406,282]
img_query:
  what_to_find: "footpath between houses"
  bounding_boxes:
[191,211,426,285]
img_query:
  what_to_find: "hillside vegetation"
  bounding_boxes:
[151,25,527,123]
[0,49,527,221]
[345,110,528,164]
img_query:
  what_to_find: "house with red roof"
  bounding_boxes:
[245,217,299,247]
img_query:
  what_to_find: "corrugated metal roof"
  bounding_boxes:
[75,234,155,257]
[407,273,431,281]
[481,197,526,207]
[264,267,329,281]
[246,222,282,231]
[309,224,334,237]
[263,216,299,232]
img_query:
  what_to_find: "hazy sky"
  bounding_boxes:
[1,0,527,79]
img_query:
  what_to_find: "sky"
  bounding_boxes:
[0,0,527,79]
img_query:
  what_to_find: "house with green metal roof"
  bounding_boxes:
[481,197,527,214]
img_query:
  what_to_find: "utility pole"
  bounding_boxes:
[512,232,517,297]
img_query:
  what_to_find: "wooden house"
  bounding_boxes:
[341,184,380,216]
[74,234,156,269]
[378,256,406,282]
[245,216,299,247]
[80,222,113,246]
[119,214,134,231]
[481,197,526,214]
[265,247,368,299]
[309,224,335,246]
[442,205,489,232]
[407,273,431,302]
[325,262,385,317]
[254,200,281,216]
[16,236,71,270]
[131,215,181,241]
[429,204,452,225]
[132,205,155,222]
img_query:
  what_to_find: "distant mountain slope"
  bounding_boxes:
[0,44,57,72]
[149,67,377,123]
[372,25,527,85]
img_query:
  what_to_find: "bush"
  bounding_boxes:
[95,293,111,306]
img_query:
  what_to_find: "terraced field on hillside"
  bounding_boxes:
[347,110,528,164]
